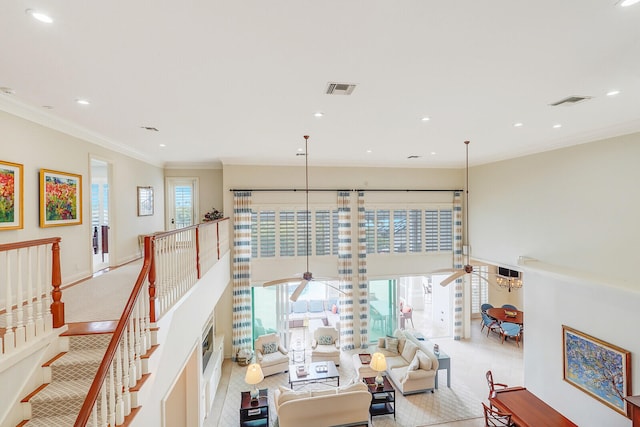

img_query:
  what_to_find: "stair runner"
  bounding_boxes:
[21,333,111,427]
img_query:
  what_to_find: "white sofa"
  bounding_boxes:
[274,382,372,427]
[374,330,439,395]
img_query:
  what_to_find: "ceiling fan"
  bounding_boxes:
[431,140,483,287]
[263,135,344,302]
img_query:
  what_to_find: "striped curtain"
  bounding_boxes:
[453,191,463,340]
[232,191,253,358]
[337,191,354,350]
[357,191,369,348]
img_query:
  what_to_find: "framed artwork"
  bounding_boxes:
[137,186,154,216]
[0,160,24,230]
[563,325,631,417]
[40,169,82,227]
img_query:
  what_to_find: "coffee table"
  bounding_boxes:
[288,361,340,389]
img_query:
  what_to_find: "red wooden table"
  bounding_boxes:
[489,387,577,427]
[487,307,524,325]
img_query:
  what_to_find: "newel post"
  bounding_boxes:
[147,236,158,323]
[50,239,65,327]
[195,225,201,279]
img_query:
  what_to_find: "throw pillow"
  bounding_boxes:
[377,337,386,348]
[318,335,334,345]
[416,350,432,370]
[408,352,420,371]
[262,341,277,354]
[401,339,418,361]
[385,337,399,354]
[397,337,406,354]
[331,304,338,314]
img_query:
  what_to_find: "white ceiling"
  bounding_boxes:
[1,1,640,169]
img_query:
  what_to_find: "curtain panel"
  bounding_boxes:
[337,191,354,350]
[232,191,253,357]
[453,191,463,340]
[357,191,369,348]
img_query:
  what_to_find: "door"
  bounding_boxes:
[90,158,110,272]
[166,178,199,230]
[369,279,397,343]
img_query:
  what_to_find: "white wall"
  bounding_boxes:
[0,110,165,284]
[132,252,230,427]
[470,132,640,427]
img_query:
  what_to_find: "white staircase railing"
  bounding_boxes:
[0,237,62,357]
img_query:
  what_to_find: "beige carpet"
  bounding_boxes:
[217,350,483,427]
[62,261,142,323]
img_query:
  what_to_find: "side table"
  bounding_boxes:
[363,376,395,420]
[434,349,451,389]
[239,389,269,427]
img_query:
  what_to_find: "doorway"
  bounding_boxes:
[90,158,111,273]
[166,178,199,230]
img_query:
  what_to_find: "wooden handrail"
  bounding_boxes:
[0,237,61,252]
[74,236,153,427]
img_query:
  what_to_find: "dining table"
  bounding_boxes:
[490,386,577,427]
[486,307,524,325]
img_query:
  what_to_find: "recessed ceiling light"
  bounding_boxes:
[430,152,437,156]
[618,0,640,7]
[366,150,372,154]
[26,9,53,23]
[75,99,90,105]
[606,90,620,96]
[313,112,324,118]
[513,122,524,127]
[553,124,562,129]
[0,87,15,95]
[159,144,166,147]
[42,105,54,109]
[421,116,431,122]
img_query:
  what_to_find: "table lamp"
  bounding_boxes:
[245,363,264,401]
[370,352,387,388]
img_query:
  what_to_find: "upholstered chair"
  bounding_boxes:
[255,333,289,376]
[311,326,340,366]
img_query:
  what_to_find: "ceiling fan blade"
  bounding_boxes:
[263,277,300,287]
[425,268,457,275]
[307,279,346,295]
[440,270,466,287]
[289,280,309,302]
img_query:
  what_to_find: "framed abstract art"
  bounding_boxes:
[40,169,83,227]
[0,160,23,230]
[563,325,631,417]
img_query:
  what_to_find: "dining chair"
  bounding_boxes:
[501,304,518,311]
[486,370,509,399]
[480,303,494,326]
[499,322,522,347]
[482,402,515,427]
[481,312,500,336]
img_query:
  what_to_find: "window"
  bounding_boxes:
[471,265,489,314]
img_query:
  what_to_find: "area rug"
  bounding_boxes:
[216,351,483,427]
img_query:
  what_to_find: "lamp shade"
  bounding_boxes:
[370,352,387,372]
[245,363,264,385]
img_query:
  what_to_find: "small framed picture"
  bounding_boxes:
[40,169,82,227]
[0,160,24,230]
[137,186,154,216]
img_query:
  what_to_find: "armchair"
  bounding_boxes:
[255,333,289,377]
[311,326,340,366]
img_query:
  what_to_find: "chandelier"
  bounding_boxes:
[496,267,523,292]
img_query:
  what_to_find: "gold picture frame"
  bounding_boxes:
[563,325,631,417]
[0,160,24,230]
[40,169,83,227]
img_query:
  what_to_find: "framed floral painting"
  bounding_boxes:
[563,325,631,417]
[0,160,23,230]
[40,169,83,227]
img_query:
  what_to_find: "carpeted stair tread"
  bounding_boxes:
[68,333,112,351]
[28,378,93,417]
[50,348,105,381]
[23,413,78,427]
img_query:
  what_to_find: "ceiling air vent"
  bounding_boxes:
[326,82,356,95]
[549,95,592,107]
[407,155,421,159]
